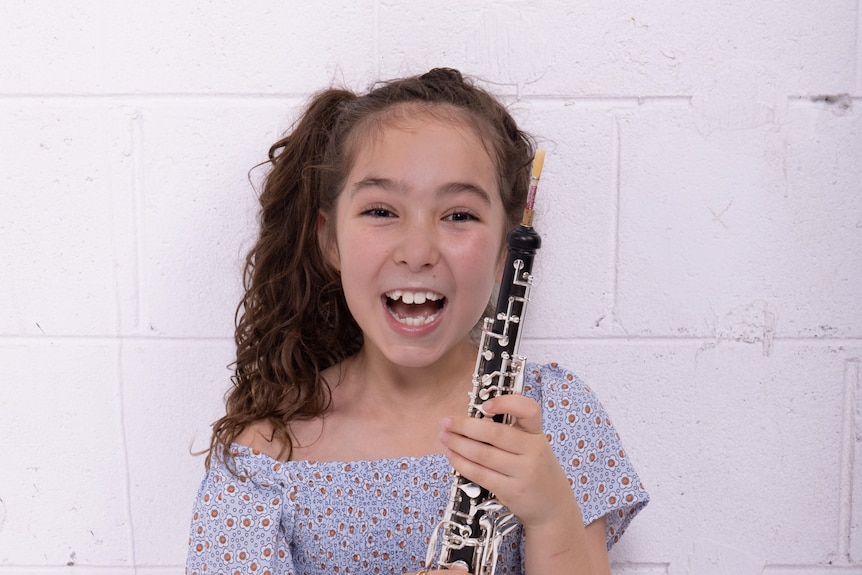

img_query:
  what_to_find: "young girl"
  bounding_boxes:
[186,68,648,575]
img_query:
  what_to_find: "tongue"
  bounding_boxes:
[389,300,440,319]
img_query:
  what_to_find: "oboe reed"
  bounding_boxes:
[521,149,545,227]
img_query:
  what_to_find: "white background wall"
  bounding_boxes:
[1,1,860,574]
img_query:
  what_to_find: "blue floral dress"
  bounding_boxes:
[186,362,649,575]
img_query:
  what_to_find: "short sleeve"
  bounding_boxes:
[523,362,649,549]
[186,448,294,575]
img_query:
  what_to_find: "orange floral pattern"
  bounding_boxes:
[186,363,648,574]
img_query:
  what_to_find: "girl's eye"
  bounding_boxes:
[362,207,396,218]
[444,211,478,223]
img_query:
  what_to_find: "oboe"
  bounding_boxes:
[425,150,546,575]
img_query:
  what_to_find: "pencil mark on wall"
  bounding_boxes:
[708,200,734,229]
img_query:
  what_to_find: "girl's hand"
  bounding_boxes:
[438,393,582,530]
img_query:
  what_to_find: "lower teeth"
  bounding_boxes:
[388,308,441,326]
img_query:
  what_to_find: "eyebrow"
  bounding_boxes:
[349,178,492,206]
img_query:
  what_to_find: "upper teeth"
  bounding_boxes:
[386,290,442,305]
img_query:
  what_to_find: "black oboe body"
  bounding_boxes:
[425,152,545,575]
[470,223,541,424]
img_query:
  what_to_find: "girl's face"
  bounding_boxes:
[323,113,507,370]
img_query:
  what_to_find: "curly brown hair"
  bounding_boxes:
[207,68,536,467]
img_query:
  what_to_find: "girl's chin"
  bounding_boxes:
[371,338,477,371]
[380,346,450,369]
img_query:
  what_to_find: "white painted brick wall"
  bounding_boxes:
[1,1,859,573]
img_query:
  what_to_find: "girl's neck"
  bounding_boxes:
[342,340,477,410]
[278,339,478,463]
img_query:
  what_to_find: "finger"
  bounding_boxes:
[442,416,524,455]
[480,394,544,434]
[438,424,518,473]
[443,439,511,494]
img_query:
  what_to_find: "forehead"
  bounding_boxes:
[344,103,499,171]
[345,115,498,196]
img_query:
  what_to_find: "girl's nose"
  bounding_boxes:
[393,221,440,271]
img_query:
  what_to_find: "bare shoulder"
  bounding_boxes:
[233,362,346,462]
[235,420,288,461]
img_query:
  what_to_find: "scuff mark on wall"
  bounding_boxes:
[808,93,853,116]
[691,60,788,135]
[704,300,778,356]
[90,528,104,545]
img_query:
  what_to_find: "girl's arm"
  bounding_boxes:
[439,394,610,575]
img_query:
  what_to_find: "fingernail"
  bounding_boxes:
[438,430,449,443]
[442,417,453,429]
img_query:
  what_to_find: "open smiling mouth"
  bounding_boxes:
[384,290,446,326]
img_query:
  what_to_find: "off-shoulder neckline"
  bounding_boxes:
[228,443,450,468]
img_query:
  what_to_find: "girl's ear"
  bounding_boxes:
[317,210,340,270]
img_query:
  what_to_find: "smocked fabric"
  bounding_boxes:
[186,362,649,575]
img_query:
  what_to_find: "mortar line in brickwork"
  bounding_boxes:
[838,359,859,562]
[521,95,692,109]
[778,336,862,343]
[116,341,140,572]
[130,110,145,334]
[524,336,862,346]
[111,109,141,574]
[0,566,155,574]
[608,562,670,575]
[762,565,862,574]
[610,115,623,334]
[0,93,697,106]
[0,335,234,345]
[856,0,861,93]
[0,569,108,574]
[0,93,315,103]
[2,334,860,347]
[373,0,380,78]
